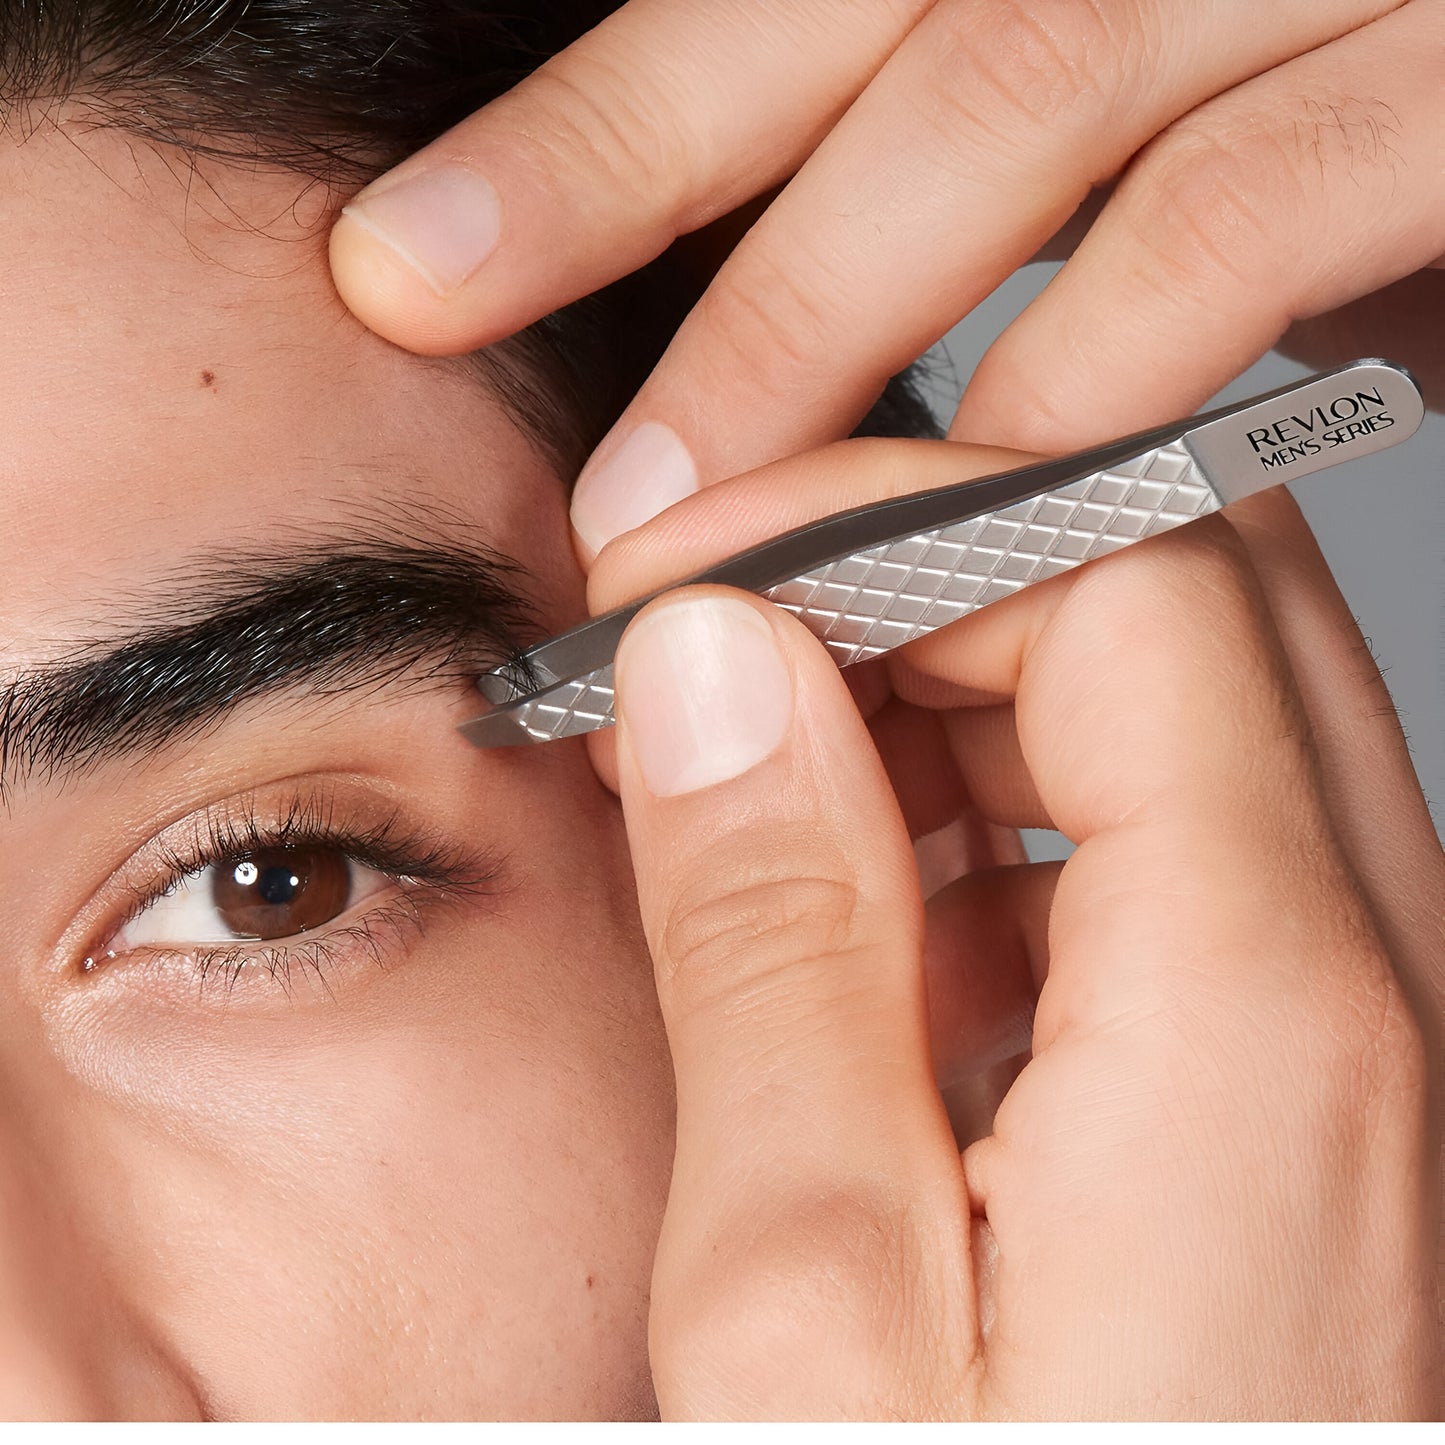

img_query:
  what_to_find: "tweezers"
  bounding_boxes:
[461,358,1424,748]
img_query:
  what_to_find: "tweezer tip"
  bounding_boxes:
[457,706,534,749]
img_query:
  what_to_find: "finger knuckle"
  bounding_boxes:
[925,0,1135,137]
[1125,120,1292,303]
[1132,89,1402,307]
[1306,951,1430,1139]
[514,46,702,214]
[658,828,864,1014]
[651,1186,941,1408]
[690,250,853,403]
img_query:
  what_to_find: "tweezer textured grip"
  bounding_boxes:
[771,439,1216,664]
[498,440,1220,742]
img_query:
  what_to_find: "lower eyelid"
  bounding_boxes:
[85,887,434,1003]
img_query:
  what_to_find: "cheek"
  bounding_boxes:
[36,747,671,1418]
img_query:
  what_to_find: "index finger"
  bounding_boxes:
[327,0,926,355]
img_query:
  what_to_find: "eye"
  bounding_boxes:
[117,846,391,948]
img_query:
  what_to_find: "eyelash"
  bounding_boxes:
[91,790,500,997]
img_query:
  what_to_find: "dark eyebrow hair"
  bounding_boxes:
[0,533,539,796]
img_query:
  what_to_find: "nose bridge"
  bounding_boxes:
[0,1094,200,1420]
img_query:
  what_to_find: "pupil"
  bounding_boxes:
[257,867,301,905]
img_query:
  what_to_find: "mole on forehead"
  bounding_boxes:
[0,143,583,518]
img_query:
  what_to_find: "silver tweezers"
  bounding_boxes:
[461,358,1424,748]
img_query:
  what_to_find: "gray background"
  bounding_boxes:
[923,263,1444,861]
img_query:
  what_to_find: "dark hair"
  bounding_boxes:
[1,1,938,473]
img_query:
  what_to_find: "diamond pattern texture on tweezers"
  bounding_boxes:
[768,440,1218,666]
[504,675,618,742]
[500,441,1219,741]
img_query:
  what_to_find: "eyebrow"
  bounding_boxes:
[0,531,539,796]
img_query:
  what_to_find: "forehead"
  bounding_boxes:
[0,125,562,649]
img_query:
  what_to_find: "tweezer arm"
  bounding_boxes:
[461,359,1423,747]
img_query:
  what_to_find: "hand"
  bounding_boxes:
[328,0,1445,555]
[594,437,1443,1418]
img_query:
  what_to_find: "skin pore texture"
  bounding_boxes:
[0,122,674,1419]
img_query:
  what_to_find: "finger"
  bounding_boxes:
[613,587,975,1417]
[568,0,1404,553]
[920,515,1436,1414]
[1221,486,1445,1350]
[956,1,1445,453]
[871,668,1054,834]
[865,695,969,842]
[933,702,1052,832]
[867,692,1030,929]
[329,0,929,355]
[837,697,1047,1120]
[587,436,1031,613]
[924,862,1060,1089]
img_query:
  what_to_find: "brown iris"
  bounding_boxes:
[211,847,351,940]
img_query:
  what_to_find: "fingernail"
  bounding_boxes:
[342,167,502,296]
[571,422,698,556]
[618,596,793,797]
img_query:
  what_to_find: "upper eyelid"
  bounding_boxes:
[132,793,486,914]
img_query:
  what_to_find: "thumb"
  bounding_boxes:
[612,586,976,1420]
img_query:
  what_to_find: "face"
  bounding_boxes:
[0,124,673,1420]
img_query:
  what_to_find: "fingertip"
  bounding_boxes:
[615,590,795,800]
[571,421,701,560]
[584,727,621,798]
[571,518,601,575]
[328,203,498,356]
[948,333,1114,455]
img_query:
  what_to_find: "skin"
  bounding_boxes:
[327,0,1445,552]
[2,25,1440,1421]
[326,0,1445,1413]
[593,451,1444,1416]
[0,124,674,1420]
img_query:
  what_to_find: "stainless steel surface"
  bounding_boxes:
[1185,361,1425,503]
[465,441,1223,746]
[469,672,619,745]
[460,360,1428,750]
[767,440,1215,667]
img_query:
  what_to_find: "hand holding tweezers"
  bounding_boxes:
[461,359,1424,749]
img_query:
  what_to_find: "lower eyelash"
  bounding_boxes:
[184,893,426,1001]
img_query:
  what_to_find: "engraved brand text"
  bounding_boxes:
[1244,388,1395,471]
